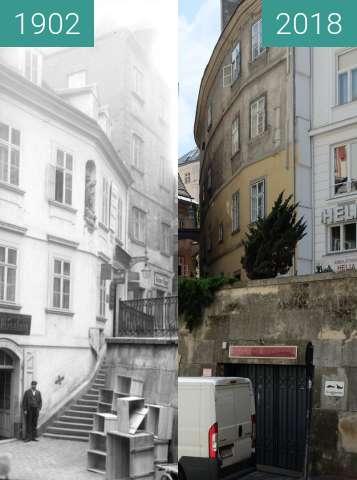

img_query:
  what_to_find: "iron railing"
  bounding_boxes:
[115,296,178,338]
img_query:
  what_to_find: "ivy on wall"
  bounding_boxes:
[178,277,234,331]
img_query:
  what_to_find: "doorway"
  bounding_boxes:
[0,350,15,438]
[224,363,309,475]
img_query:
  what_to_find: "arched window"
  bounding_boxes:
[84,160,96,230]
[0,350,14,368]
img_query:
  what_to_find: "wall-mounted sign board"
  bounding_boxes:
[324,380,345,397]
[229,345,297,360]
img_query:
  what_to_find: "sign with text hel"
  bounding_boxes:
[263,0,357,47]
[0,0,94,47]
[229,345,297,360]
[0,313,31,335]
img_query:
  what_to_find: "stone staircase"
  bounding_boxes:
[43,363,108,442]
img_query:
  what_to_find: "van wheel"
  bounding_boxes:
[178,466,186,480]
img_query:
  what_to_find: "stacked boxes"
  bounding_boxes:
[87,374,173,479]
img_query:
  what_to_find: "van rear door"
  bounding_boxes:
[233,384,253,462]
[216,385,239,468]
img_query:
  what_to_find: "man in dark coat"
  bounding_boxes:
[23,381,42,442]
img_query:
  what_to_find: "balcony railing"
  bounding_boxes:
[114,296,178,338]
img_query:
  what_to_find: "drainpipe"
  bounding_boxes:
[291,47,297,275]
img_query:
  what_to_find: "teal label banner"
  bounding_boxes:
[263,0,357,47]
[0,0,94,47]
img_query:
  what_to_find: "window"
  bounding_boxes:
[110,184,118,233]
[251,179,265,222]
[219,223,224,243]
[25,50,41,84]
[54,149,73,206]
[251,96,266,138]
[207,103,212,130]
[160,156,170,186]
[232,116,240,156]
[0,246,17,303]
[232,191,240,232]
[329,223,357,252]
[117,197,123,241]
[207,225,212,252]
[99,276,106,317]
[333,143,357,195]
[184,172,191,184]
[132,134,143,171]
[207,167,212,190]
[0,122,20,186]
[101,178,110,227]
[52,259,71,310]
[252,19,264,61]
[68,70,87,89]
[232,42,241,82]
[161,223,171,255]
[133,66,144,98]
[132,207,146,243]
[337,49,357,105]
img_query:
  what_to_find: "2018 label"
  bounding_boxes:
[276,12,342,36]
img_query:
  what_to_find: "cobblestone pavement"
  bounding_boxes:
[0,437,98,480]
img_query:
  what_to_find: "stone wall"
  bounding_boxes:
[179,272,357,477]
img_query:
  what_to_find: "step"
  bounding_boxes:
[43,433,88,442]
[66,409,94,419]
[71,404,97,413]
[59,415,93,425]
[82,393,99,401]
[53,421,93,431]
[88,388,99,395]
[46,426,90,437]
[77,399,99,407]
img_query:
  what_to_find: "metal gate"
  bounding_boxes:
[224,363,308,474]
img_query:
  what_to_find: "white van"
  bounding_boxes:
[178,377,256,480]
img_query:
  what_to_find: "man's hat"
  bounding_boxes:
[31,380,37,385]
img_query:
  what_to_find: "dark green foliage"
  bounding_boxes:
[241,192,306,280]
[178,276,232,331]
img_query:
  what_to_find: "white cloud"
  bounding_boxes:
[179,0,220,155]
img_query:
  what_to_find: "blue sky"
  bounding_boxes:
[179,0,221,156]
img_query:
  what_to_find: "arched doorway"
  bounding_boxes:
[0,342,22,439]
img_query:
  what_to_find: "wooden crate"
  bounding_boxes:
[117,397,147,434]
[154,438,169,464]
[111,391,128,413]
[97,401,112,414]
[146,405,173,440]
[107,431,155,480]
[87,449,106,475]
[89,431,107,453]
[99,388,114,404]
[93,413,118,434]
[116,375,144,397]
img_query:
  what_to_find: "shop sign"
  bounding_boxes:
[114,270,126,284]
[229,345,297,360]
[324,380,345,397]
[318,256,357,274]
[202,368,212,377]
[154,272,170,289]
[101,263,112,281]
[0,313,31,335]
[321,203,357,225]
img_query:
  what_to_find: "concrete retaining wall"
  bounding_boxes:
[179,272,357,477]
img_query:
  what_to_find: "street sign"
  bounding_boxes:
[324,380,345,397]
[229,345,297,360]
[115,270,126,284]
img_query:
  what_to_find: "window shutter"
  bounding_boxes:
[223,64,233,88]
[46,163,56,200]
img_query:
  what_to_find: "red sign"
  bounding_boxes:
[229,345,297,360]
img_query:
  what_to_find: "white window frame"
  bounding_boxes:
[133,66,144,99]
[132,207,146,244]
[332,141,357,196]
[24,49,41,85]
[161,223,171,256]
[101,178,110,227]
[337,48,357,105]
[117,196,123,242]
[0,122,21,187]
[110,183,118,233]
[0,245,17,303]
[328,222,357,253]
[52,258,71,311]
[99,272,106,318]
[251,19,265,61]
[232,115,240,156]
[184,172,191,184]
[250,96,266,139]
[219,223,224,243]
[53,149,73,206]
[232,191,240,232]
[131,134,143,171]
[232,42,241,83]
[251,179,265,222]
